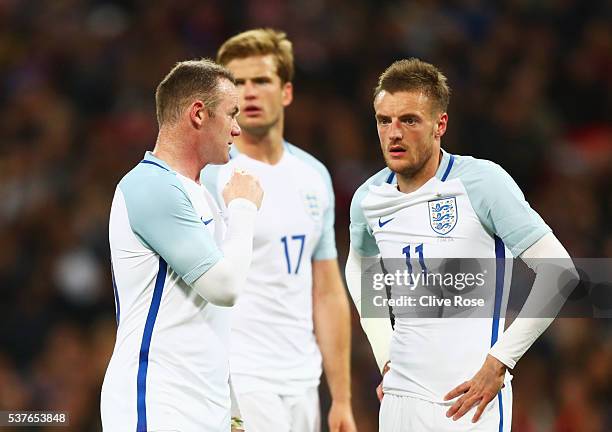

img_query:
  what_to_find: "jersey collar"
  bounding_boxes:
[434,149,454,182]
[228,140,289,165]
[385,148,454,189]
[142,151,173,172]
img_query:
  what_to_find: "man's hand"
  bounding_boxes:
[223,169,264,209]
[328,400,357,432]
[444,354,507,423]
[376,361,391,402]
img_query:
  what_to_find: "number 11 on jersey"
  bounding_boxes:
[402,243,428,276]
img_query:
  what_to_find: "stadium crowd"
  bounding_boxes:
[0,0,610,430]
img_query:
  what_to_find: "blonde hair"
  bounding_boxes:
[217,28,294,84]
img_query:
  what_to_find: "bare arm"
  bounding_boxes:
[312,258,356,432]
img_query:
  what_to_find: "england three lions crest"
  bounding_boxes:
[301,190,322,222]
[428,197,458,235]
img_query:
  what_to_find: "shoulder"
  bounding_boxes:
[284,142,332,184]
[446,154,522,197]
[350,166,394,218]
[351,167,394,205]
[118,162,189,218]
[119,161,181,196]
[446,153,504,180]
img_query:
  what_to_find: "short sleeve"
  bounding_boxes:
[349,184,380,257]
[312,165,338,261]
[285,143,338,261]
[461,160,551,257]
[120,173,222,285]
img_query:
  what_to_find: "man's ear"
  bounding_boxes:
[189,101,207,128]
[435,113,448,138]
[282,82,293,107]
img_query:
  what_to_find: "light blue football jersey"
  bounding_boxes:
[350,149,550,404]
[101,152,232,432]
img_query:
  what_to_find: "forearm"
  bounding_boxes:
[191,198,257,306]
[345,246,392,372]
[313,260,352,403]
[489,233,578,368]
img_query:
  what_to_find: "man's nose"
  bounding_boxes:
[231,120,241,136]
[243,81,256,99]
[389,119,403,140]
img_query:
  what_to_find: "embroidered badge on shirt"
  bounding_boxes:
[301,191,322,221]
[428,197,457,235]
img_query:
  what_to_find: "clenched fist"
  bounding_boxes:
[222,169,264,209]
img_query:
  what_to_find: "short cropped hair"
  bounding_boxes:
[374,58,451,113]
[217,28,294,84]
[155,58,235,126]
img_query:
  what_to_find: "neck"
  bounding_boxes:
[152,127,201,183]
[396,147,443,194]
[234,118,285,164]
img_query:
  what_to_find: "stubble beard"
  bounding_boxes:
[386,141,434,180]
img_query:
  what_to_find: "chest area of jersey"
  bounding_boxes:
[369,193,492,258]
[254,172,326,243]
[181,179,223,243]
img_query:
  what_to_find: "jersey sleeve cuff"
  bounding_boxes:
[488,346,517,370]
[182,249,224,285]
[509,227,552,257]
[312,249,338,261]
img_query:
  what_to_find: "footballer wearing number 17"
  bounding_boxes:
[345,58,578,431]
[201,29,356,432]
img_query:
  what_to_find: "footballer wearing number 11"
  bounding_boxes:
[346,58,578,431]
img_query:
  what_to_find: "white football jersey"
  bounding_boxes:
[350,150,550,420]
[201,142,337,395]
[101,152,232,432]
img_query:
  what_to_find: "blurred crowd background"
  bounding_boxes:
[1,0,611,430]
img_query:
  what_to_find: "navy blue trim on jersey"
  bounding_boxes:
[111,261,120,326]
[491,235,505,432]
[386,172,395,184]
[378,258,396,330]
[441,154,455,182]
[228,145,239,159]
[491,235,505,345]
[282,237,291,273]
[140,160,169,171]
[497,392,504,432]
[136,258,167,432]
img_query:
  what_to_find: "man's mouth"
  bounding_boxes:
[243,105,262,116]
[389,145,406,156]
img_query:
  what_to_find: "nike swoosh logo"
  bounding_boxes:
[201,217,213,225]
[378,217,394,227]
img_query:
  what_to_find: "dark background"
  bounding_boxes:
[0,0,610,430]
